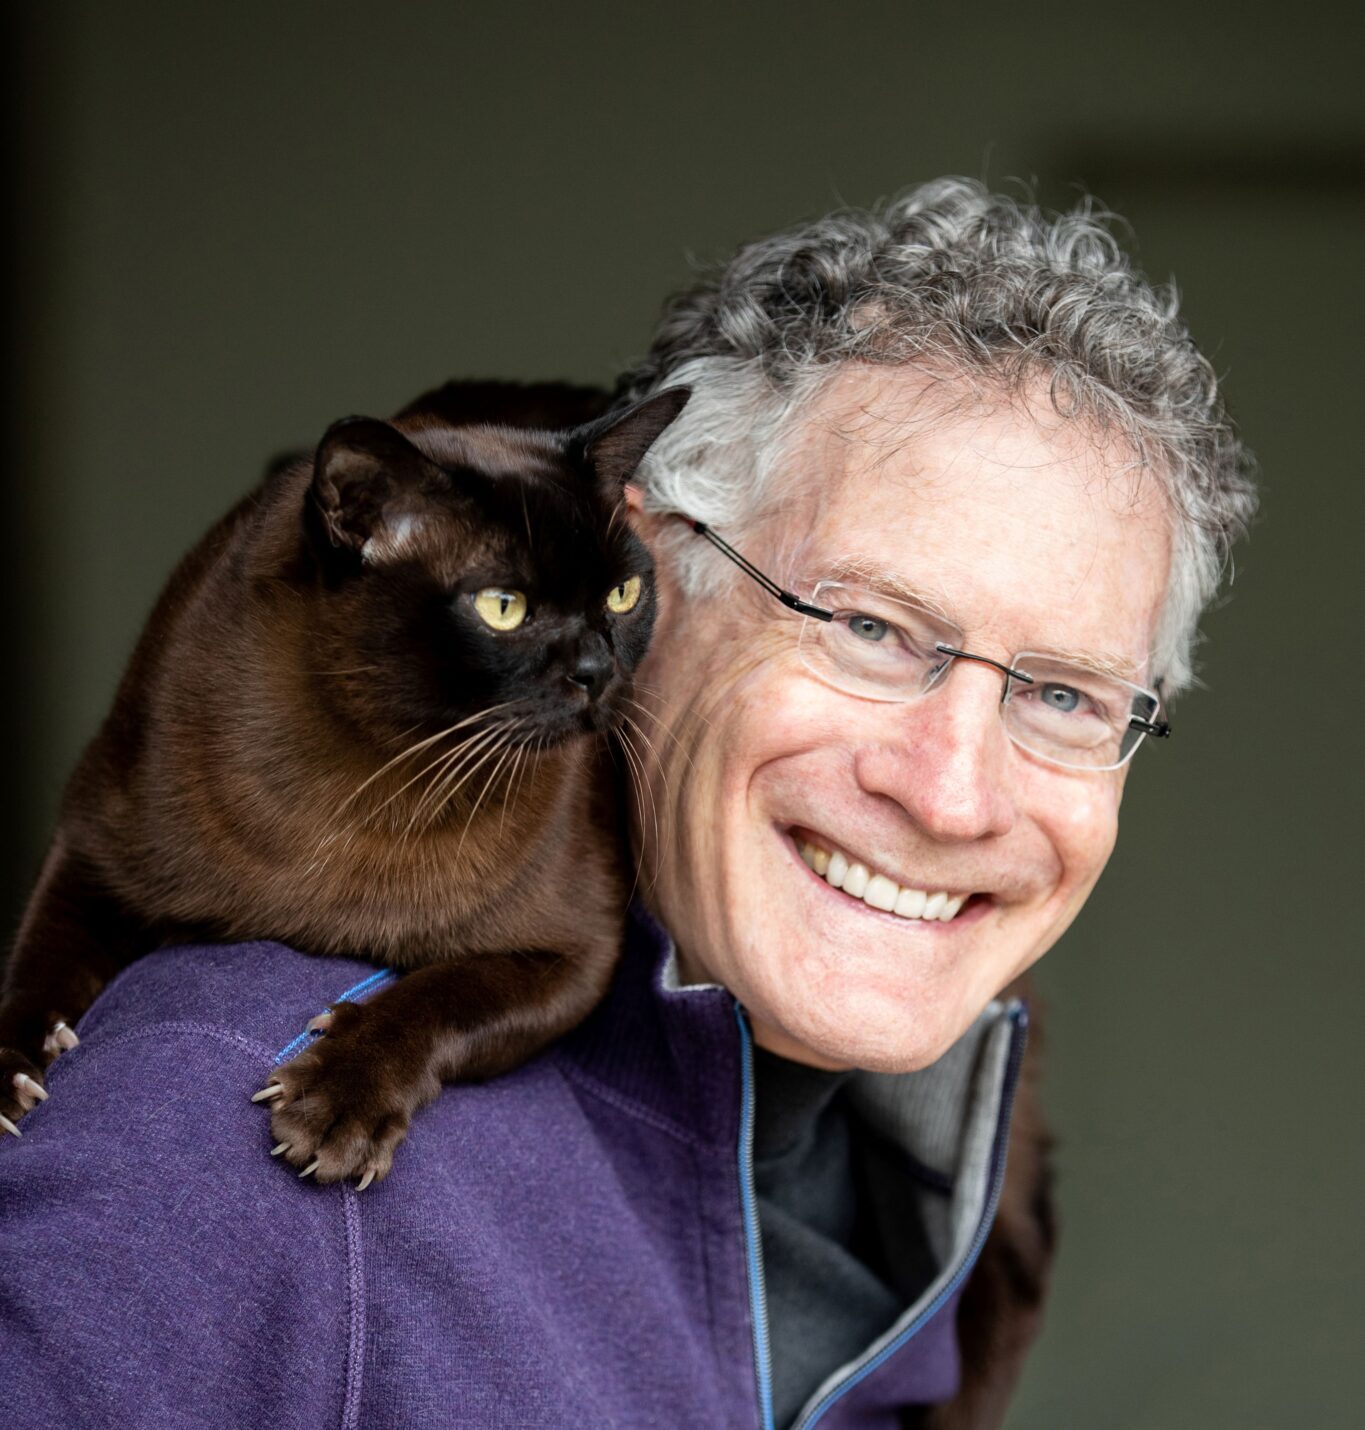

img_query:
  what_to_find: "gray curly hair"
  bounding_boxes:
[619,177,1256,696]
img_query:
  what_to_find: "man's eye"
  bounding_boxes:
[1039,683,1085,714]
[847,614,889,642]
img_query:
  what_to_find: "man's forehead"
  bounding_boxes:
[784,370,1173,678]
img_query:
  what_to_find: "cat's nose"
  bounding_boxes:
[565,634,613,700]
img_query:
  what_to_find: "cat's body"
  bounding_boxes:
[0,380,687,1182]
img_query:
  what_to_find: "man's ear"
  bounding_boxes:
[310,417,452,563]
[621,480,664,545]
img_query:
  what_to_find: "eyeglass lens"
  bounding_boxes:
[797,583,1161,771]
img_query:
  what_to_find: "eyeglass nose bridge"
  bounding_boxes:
[932,643,1036,698]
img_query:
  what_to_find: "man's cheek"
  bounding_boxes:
[1042,774,1122,885]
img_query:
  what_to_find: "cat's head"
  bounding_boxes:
[298,389,687,750]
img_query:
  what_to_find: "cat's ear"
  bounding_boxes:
[311,417,450,563]
[580,387,690,492]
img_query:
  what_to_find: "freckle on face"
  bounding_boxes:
[637,367,1171,1071]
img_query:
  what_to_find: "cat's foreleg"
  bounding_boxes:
[257,943,617,1185]
[0,831,149,1129]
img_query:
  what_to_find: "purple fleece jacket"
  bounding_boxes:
[0,905,1024,1429]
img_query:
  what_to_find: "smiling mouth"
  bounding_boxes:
[791,831,979,923]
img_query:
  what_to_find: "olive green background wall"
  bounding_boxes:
[7,3,1361,1425]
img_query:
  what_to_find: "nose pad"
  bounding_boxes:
[564,632,613,699]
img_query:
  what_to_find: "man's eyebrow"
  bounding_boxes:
[1022,645,1146,682]
[820,556,1147,683]
[822,556,957,622]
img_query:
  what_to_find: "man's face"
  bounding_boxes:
[633,367,1172,1071]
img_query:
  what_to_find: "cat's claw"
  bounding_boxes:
[8,1072,48,1115]
[298,1158,320,1179]
[356,1169,376,1192]
[251,1082,286,1103]
[0,1051,46,1125]
[270,1141,290,1157]
[42,1022,79,1058]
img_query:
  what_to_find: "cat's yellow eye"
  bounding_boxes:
[474,588,528,631]
[606,575,642,614]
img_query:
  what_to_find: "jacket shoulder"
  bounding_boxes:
[77,938,384,1058]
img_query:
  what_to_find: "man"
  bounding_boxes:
[0,179,1253,1427]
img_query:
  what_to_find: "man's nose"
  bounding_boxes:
[853,665,1017,842]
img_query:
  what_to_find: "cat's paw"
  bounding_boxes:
[0,1048,50,1134]
[252,1002,437,1188]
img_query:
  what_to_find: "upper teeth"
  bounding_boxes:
[798,839,968,922]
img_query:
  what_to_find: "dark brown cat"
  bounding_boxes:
[0,380,687,1185]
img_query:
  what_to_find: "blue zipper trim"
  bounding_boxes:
[793,1003,1030,1429]
[733,1003,776,1430]
[273,968,398,1065]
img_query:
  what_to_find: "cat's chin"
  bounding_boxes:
[515,699,629,744]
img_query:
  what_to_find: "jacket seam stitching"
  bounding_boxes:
[340,1187,367,1430]
[44,1022,279,1084]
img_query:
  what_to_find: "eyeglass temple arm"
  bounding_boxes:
[684,520,833,621]
[1129,716,1171,738]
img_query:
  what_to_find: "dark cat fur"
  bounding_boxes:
[0,380,688,1184]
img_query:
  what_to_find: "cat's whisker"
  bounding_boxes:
[629,681,715,733]
[416,719,529,835]
[407,719,525,839]
[455,738,523,857]
[618,709,667,787]
[505,743,526,833]
[317,712,522,862]
[630,736,665,879]
[512,736,543,826]
[376,710,531,833]
[417,718,530,839]
[499,740,531,839]
[621,695,698,775]
[377,721,426,752]
[626,682,712,727]
[405,722,512,831]
[618,712,675,885]
[375,734,497,833]
[519,484,534,556]
[613,727,655,903]
[516,738,536,826]
[338,702,525,816]
[500,733,542,839]
[339,727,465,814]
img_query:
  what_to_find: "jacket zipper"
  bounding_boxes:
[733,1003,776,1430]
[790,1003,1030,1429]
